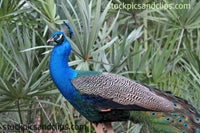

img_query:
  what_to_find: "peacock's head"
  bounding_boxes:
[47,31,66,44]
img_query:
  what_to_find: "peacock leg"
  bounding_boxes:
[103,122,114,133]
[92,123,104,133]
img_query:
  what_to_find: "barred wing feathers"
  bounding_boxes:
[71,72,174,112]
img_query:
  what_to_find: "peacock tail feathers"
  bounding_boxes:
[130,110,200,133]
[129,86,200,133]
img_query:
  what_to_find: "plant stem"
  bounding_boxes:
[17,98,24,133]
[143,10,150,76]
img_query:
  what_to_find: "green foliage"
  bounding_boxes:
[0,0,200,133]
[0,0,26,22]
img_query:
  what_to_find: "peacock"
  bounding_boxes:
[47,22,200,133]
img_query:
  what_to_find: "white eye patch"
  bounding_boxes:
[57,34,63,40]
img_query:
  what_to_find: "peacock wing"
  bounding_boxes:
[71,72,174,112]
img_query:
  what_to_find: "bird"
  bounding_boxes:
[47,21,200,133]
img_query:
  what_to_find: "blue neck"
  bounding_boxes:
[49,38,76,101]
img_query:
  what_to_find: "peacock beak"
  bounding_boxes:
[47,37,54,43]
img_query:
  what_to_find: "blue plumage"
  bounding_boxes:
[48,30,103,122]
[48,32,76,101]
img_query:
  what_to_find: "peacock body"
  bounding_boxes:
[47,22,200,133]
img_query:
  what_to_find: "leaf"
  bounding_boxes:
[91,36,118,56]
